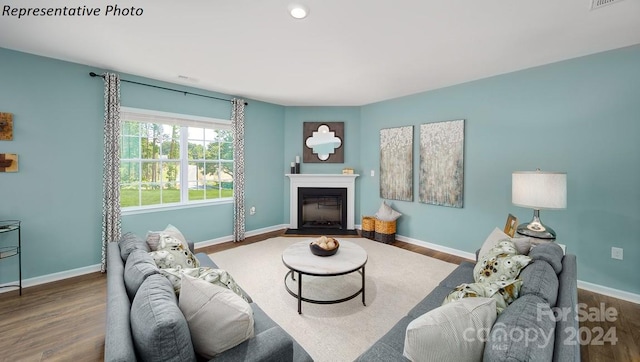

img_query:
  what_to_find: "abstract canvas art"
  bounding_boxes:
[380,126,413,201]
[419,120,464,208]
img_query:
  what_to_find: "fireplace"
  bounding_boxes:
[298,187,347,231]
[286,174,359,234]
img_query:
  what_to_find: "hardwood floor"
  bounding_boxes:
[0,230,637,361]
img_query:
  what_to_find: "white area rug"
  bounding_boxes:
[209,237,457,362]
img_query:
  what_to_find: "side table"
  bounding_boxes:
[0,220,22,295]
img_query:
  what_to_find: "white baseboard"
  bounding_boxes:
[194,224,289,249]
[0,263,102,294]
[395,234,477,261]
[578,280,640,304]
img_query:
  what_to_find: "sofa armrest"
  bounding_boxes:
[211,326,294,362]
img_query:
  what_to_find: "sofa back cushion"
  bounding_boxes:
[519,259,559,307]
[119,232,150,262]
[124,249,160,301]
[484,294,555,362]
[130,274,196,362]
[529,242,564,274]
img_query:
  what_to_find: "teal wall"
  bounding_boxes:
[1,44,638,295]
[359,45,640,294]
[0,47,286,283]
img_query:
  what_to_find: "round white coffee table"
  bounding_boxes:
[282,239,368,314]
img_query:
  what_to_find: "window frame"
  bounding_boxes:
[119,107,233,215]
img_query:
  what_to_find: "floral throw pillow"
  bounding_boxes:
[159,267,249,302]
[443,279,523,314]
[149,234,199,270]
[473,240,531,284]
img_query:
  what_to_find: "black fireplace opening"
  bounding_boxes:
[298,187,347,231]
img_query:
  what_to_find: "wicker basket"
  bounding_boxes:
[374,219,396,244]
[361,216,376,239]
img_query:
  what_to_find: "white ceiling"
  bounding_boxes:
[1,0,639,106]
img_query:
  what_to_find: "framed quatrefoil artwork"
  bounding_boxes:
[303,122,344,163]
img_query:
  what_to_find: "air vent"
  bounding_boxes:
[177,75,198,82]
[590,0,625,10]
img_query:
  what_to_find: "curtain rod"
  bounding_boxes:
[89,72,247,105]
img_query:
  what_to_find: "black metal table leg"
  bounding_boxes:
[298,272,302,314]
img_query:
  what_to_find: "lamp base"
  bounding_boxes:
[516,209,557,240]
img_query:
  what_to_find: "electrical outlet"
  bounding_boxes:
[249,206,256,215]
[611,247,623,260]
[370,169,375,177]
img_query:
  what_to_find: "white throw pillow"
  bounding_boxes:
[478,227,532,260]
[403,297,497,362]
[179,275,254,359]
[374,201,402,221]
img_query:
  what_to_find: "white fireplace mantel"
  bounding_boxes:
[286,174,359,229]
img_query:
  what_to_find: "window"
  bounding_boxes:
[119,108,233,210]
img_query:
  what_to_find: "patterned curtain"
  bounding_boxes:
[101,73,122,272]
[232,99,246,242]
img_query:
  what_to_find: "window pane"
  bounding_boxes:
[164,161,181,186]
[121,136,140,159]
[217,129,233,142]
[160,125,180,159]
[120,182,140,207]
[204,140,218,160]
[188,140,205,160]
[220,142,233,161]
[141,182,161,206]
[122,121,140,136]
[188,127,205,140]
[188,162,205,201]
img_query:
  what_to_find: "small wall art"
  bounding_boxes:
[0,153,18,172]
[380,125,413,201]
[303,122,344,163]
[419,119,464,208]
[0,112,13,140]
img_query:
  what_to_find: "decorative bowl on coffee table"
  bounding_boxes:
[309,236,340,256]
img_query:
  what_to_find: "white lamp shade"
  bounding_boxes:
[512,171,567,210]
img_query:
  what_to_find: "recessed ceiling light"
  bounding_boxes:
[288,4,309,19]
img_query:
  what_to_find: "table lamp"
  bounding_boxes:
[512,170,567,240]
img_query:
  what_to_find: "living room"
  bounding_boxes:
[1,1,639,361]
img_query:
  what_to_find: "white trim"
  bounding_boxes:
[194,224,289,249]
[578,280,640,304]
[395,234,477,261]
[121,106,231,126]
[0,264,102,294]
[122,198,233,216]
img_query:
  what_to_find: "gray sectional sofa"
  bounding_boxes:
[105,233,312,362]
[356,242,580,362]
